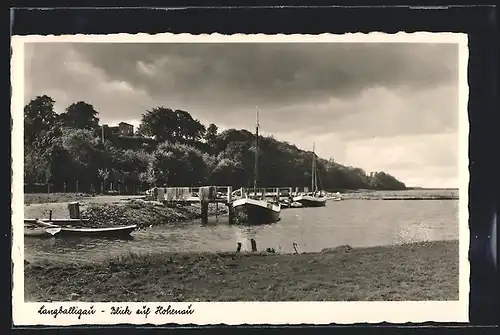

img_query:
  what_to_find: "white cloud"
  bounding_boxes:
[24,42,461,188]
[343,133,459,188]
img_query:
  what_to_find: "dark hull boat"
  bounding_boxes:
[292,195,327,207]
[232,198,281,225]
[56,225,137,238]
[231,108,281,225]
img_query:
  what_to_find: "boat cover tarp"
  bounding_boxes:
[164,187,191,201]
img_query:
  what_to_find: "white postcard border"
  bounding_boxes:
[11,32,470,326]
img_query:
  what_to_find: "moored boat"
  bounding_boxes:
[57,225,138,238]
[232,198,281,224]
[293,143,328,207]
[24,218,91,225]
[232,109,281,225]
[24,225,61,237]
[292,194,327,207]
[25,219,137,238]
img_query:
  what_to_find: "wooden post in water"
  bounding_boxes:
[199,186,209,225]
[251,238,257,252]
[215,201,218,220]
[76,180,79,193]
[226,186,234,224]
[201,200,209,225]
[49,210,52,221]
[227,186,232,203]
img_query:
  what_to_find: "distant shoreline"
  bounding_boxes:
[24,240,459,302]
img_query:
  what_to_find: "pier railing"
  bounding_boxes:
[148,185,323,203]
[150,186,233,203]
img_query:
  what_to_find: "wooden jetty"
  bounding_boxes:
[148,186,234,224]
[146,185,331,223]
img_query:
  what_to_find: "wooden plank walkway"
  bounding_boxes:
[147,186,317,204]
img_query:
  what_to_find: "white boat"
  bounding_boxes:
[25,219,137,238]
[293,193,328,207]
[293,143,328,207]
[24,225,61,237]
[232,109,281,224]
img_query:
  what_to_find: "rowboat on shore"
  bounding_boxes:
[24,218,91,225]
[24,219,137,238]
[24,226,61,238]
[55,225,138,237]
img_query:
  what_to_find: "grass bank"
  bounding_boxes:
[25,240,459,302]
[24,194,228,228]
[24,193,92,205]
[81,200,228,228]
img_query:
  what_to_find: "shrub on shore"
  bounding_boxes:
[81,200,227,228]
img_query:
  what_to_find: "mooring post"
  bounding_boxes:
[68,202,80,219]
[275,188,279,202]
[251,238,257,252]
[215,201,219,220]
[227,186,232,203]
[227,203,234,224]
[201,200,209,225]
[49,210,52,221]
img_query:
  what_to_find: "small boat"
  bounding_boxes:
[26,219,137,238]
[293,143,328,207]
[56,225,137,238]
[293,193,327,207]
[24,226,61,237]
[24,218,91,225]
[232,109,281,224]
[329,192,343,201]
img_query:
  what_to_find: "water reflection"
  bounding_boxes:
[25,199,460,262]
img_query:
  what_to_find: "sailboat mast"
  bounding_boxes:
[253,108,259,196]
[312,143,315,192]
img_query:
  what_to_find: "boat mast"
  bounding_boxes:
[253,108,259,197]
[312,143,316,193]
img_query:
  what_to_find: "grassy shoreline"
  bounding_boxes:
[25,240,459,302]
[25,192,92,205]
[24,193,228,228]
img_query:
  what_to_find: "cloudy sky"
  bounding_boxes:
[24,42,460,188]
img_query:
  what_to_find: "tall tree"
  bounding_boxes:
[24,95,59,145]
[204,123,218,153]
[137,107,206,144]
[60,101,100,130]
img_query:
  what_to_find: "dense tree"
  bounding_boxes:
[24,95,407,193]
[137,107,206,145]
[204,123,218,153]
[60,101,100,130]
[147,142,208,187]
[24,95,59,145]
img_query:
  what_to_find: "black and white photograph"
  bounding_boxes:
[12,33,469,325]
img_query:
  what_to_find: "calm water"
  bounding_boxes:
[24,195,459,263]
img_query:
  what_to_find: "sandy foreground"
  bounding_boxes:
[24,240,459,302]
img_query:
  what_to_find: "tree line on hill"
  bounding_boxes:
[24,95,407,194]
